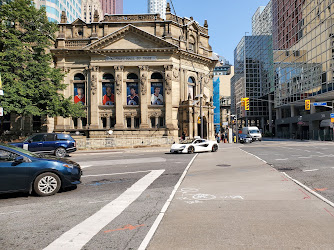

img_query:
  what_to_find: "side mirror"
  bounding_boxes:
[14,156,25,165]
[27,140,32,143]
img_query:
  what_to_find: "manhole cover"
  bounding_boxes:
[216,164,231,167]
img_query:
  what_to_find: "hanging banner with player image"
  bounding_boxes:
[102,83,115,105]
[126,83,139,105]
[150,82,164,105]
[74,83,85,105]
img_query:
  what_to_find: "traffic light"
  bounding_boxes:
[241,98,245,107]
[197,117,201,124]
[244,98,250,110]
[305,99,310,110]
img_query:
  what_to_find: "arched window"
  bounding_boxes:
[103,73,114,80]
[151,72,163,79]
[127,73,138,80]
[188,77,196,100]
[73,73,86,105]
[150,73,164,105]
[74,73,85,81]
[102,73,115,106]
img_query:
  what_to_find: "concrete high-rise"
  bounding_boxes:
[148,0,167,19]
[82,0,103,23]
[100,0,123,15]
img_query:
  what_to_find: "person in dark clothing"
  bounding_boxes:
[181,131,186,140]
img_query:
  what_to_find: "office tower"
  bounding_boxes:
[148,0,167,19]
[34,0,82,23]
[82,0,103,23]
[100,0,123,15]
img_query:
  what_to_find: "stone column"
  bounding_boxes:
[77,118,83,129]
[193,110,198,137]
[164,65,174,130]
[114,66,124,129]
[89,66,100,129]
[154,116,158,128]
[106,116,111,129]
[131,116,135,129]
[139,66,149,128]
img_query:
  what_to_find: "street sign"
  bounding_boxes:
[0,107,3,117]
[305,99,310,110]
[313,102,327,106]
[331,113,334,118]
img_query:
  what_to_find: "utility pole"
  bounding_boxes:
[200,76,203,139]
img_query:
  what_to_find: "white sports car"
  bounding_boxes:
[170,138,219,154]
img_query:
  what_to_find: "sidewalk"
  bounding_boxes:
[147,143,334,249]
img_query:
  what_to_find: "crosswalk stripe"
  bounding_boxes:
[44,169,165,250]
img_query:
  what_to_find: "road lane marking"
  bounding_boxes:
[281,172,334,208]
[275,158,288,161]
[0,211,22,216]
[44,170,165,250]
[138,153,199,250]
[82,170,156,178]
[77,157,166,167]
[303,169,319,172]
[298,156,312,159]
[80,165,92,169]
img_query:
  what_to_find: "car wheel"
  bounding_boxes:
[212,144,218,152]
[34,172,61,196]
[188,146,194,154]
[55,147,67,158]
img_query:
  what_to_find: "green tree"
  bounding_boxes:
[0,0,85,132]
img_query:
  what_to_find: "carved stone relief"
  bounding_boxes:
[165,72,172,95]
[115,73,122,95]
[91,74,97,95]
[140,72,147,95]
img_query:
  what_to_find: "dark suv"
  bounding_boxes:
[10,133,76,158]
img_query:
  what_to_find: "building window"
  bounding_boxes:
[102,73,115,106]
[134,117,140,128]
[126,117,131,128]
[73,73,85,105]
[188,76,196,99]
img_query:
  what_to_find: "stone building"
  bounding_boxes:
[51,4,216,140]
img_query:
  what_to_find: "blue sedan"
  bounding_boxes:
[0,144,81,196]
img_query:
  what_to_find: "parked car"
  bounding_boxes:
[10,133,76,158]
[170,138,219,154]
[0,144,81,196]
[238,134,252,143]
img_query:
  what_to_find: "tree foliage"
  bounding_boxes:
[0,0,85,118]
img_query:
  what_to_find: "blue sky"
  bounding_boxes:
[124,0,270,65]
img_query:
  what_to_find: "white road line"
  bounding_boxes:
[77,157,166,167]
[291,155,302,157]
[275,158,288,161]
[44,170,165,250]
[0,211,22,216]
[282,172,334,208]
[303,169,319,172]
[239,148,268,164]
[138,154,199,250]
[80,165,92,169]
[298,156,312,159]
[82,170,157,178]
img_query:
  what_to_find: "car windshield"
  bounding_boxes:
[23,135,34,142]
[180,139,195,144]
[3,144,41,158]
[249,130,260,134]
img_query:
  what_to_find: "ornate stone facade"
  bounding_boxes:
[51,7,216,140]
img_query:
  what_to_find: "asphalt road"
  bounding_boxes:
[0,149,194,250]
[241,140,334,203]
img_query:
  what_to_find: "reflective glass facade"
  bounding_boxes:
[34,0,82,23]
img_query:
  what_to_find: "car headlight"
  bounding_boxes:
[63,164,74,169]
[180,145,186,148]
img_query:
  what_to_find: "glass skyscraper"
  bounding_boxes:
[34,0,82,23]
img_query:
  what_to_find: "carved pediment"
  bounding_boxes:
[71,18,86,26]
[83,24,178,50]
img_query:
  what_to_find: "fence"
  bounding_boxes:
[75,136,175,149]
